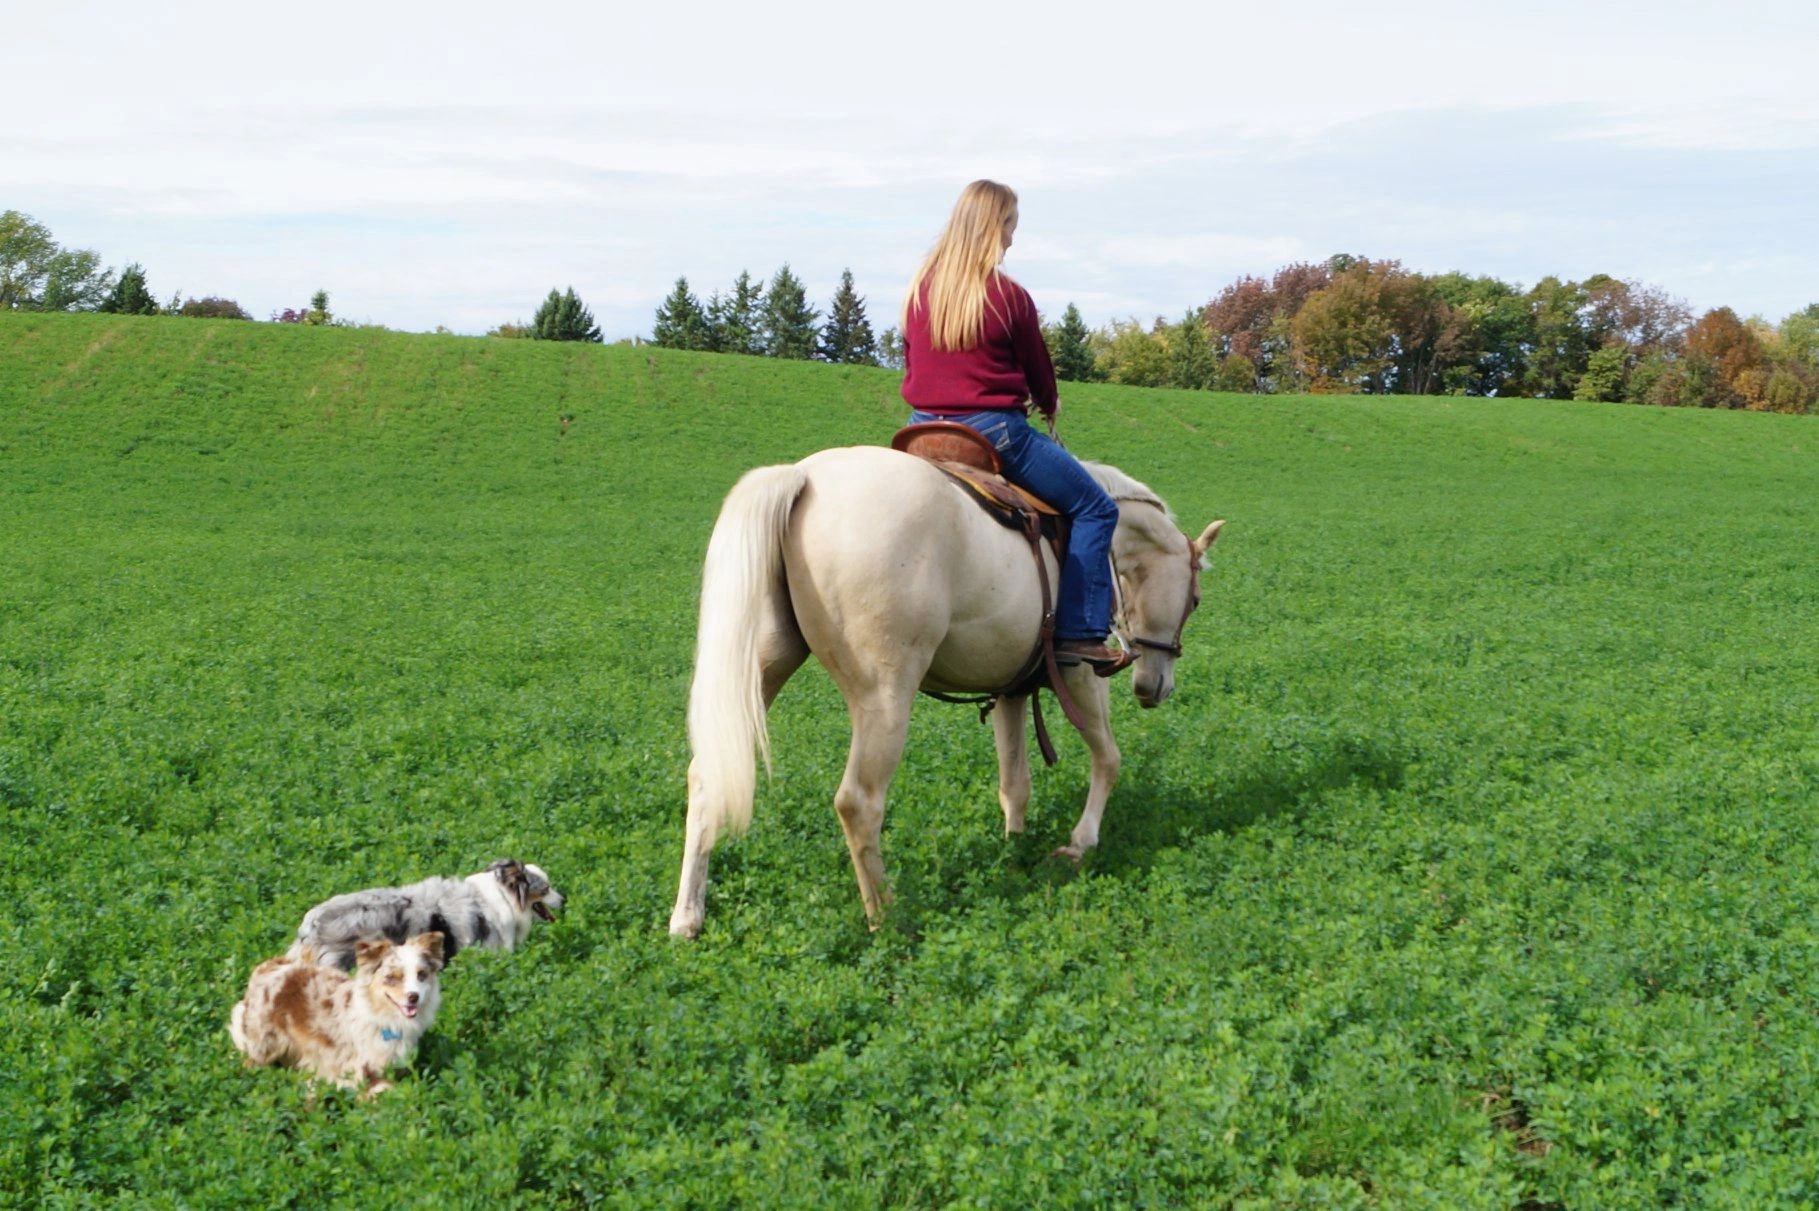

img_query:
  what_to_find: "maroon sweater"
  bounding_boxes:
[901,273,1058,416]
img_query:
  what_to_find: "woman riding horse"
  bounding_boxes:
[901,179,1133,676]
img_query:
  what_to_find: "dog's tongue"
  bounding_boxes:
[533,902,554,922]
[403,1003,418,1019]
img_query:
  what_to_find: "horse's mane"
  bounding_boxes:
[1082,462,1175,524]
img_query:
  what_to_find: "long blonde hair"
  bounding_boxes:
[905,180,1018,352]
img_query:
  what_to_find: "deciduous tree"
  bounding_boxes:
[1292,263,1398,393]
[1522,277,1592,399]
[877,326,905,371]
[1574,345,1628,402]
[1093,318,1170,387]
[1682,307,1764,408]
[0,211,114,311]
[1430,272,1530,396]
[176,296,252,319]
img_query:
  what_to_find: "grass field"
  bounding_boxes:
[2,312,1816,1207]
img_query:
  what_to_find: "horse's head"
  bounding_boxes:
[1111,504,1225,709]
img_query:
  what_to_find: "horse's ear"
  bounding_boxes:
[1191,519,1226,558]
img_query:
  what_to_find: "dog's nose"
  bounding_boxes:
[406,992,419,1006]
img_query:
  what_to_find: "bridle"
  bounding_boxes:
[1110,510,1203,661]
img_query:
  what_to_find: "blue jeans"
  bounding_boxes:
[911,408,1118,641]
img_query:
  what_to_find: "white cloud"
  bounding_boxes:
[4,2,1817,332]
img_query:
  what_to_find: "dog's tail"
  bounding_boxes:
[686,463,808,845]
[229,1000,250,1056]
[286,937,352,970]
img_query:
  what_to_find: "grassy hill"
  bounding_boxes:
[2,312,1816,1206]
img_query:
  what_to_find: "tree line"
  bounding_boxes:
[1046,256,1818,415]
[2,210,361,325]
[645,266,884,365]
[11,204,1813,414]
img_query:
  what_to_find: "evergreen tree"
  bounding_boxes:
[305,289,332,326]
[1164,310,1219,390]
[532,287,603,342]
[98,263,158,315]
[652,276,710,349]
[1046,302,1098,382]
[706,269,764,355]
[761,264,818,359]
[816,268,878,364]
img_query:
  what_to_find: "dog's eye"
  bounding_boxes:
[417,969,428,980]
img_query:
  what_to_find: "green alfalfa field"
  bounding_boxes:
[1,311,1815,1207]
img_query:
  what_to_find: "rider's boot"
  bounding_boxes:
[1053,638,1136,677]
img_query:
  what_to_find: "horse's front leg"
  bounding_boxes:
[991,694,1032,836]
[1054,668,1120,863]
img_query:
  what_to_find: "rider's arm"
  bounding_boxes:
[1009,285,1059,418]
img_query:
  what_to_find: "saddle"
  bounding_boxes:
[891,422,1082,766]
[892,421,1063,527]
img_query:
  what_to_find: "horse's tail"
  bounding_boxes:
[687,462,809,844]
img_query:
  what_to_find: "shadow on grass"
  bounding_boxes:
[879,734,1410,941]
[1090,736,1409,878]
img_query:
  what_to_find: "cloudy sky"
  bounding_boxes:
[5,1,1815,337]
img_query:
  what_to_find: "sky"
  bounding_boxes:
[4,0,1816,338]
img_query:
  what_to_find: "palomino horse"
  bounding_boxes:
[668,445,1223,937]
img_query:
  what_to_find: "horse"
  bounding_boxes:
[668,444,1224,937]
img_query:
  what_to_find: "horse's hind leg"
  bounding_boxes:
[832,687,915,927]
[1054,669,1121,863]
[992,695,1032,836]
[669,609,809,938]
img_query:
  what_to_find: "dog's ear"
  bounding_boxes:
[354,939,391,971]
[410,931,446,969]
[490,859,531,910]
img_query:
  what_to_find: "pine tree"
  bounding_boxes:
[707,270,764,356]
[816,269,878,364]
[1047,302,1098,382]
[652,276,710,349]
[761,264,818,359]
[532,287,603,342]
[1165,310,1219,390]
[304,289,332,326]
[98,263,158,315]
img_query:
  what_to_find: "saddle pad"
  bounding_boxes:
[935,461,1063,521]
